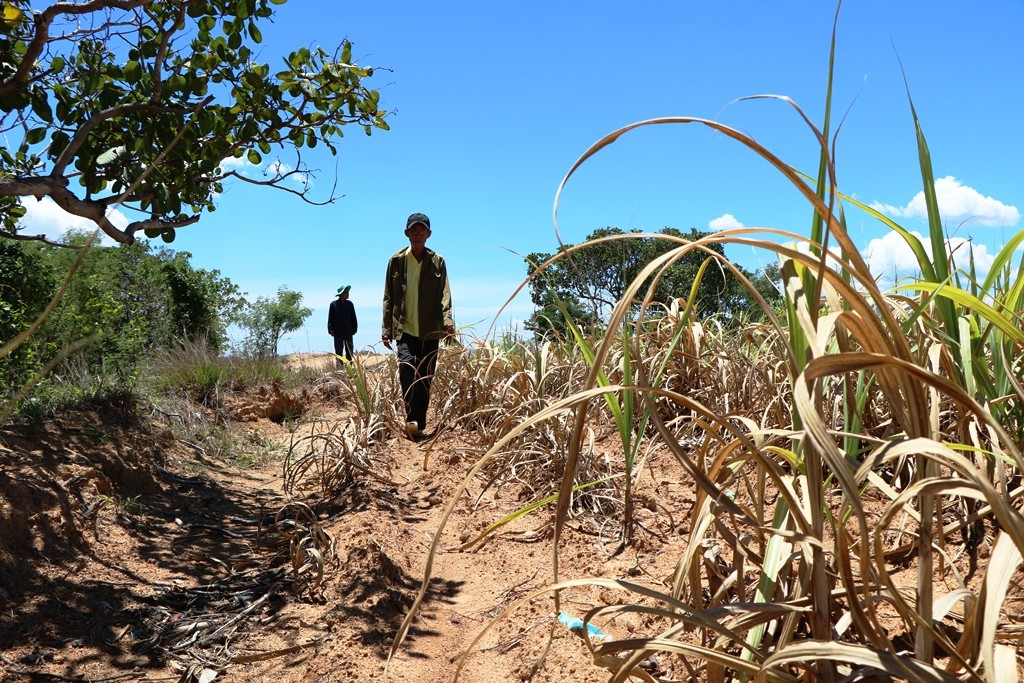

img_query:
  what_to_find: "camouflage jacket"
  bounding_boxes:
[382,247,454,341]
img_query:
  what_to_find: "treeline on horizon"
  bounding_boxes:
[1,225,782,410]
[0,232,314,409]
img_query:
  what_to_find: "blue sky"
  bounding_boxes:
[21,1,1024,354]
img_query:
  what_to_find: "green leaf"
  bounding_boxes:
[243,70,264,89]
[30,90,52,123]
[144,227,161,238]
[897,281,1024,345]
[161,228,176,243]
[246,149,261,165]
[48,130,70,157]
[123,60,141,83]
[0,91,30,113]
[24,127,46,145]
[97,146,126,165]
[167,74,187,92]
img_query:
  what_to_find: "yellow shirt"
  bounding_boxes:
[403,252,422,337]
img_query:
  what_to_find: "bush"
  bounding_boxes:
[0,235,243,404]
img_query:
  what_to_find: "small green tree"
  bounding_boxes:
[729,261,784,320]
[161,252,245,351]
[0,238,57,388]
[521,272,592,340]
[237,287,311,359]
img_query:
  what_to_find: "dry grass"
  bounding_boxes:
[368,11,1024,682]
[205,11,1024,681]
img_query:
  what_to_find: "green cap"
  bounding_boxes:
[337,285,350,294]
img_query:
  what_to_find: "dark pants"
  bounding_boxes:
[396,333,439,431]
[333,335,354,364]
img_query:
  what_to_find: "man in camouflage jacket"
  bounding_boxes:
[382,212,454,439]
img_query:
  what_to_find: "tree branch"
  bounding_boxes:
[149,1,186,102]
[222,169,342,207]
[0,173,129,243]
[48,183,128,241]
[51,100,196,175]
[124,213,200,237]
[0,0,152,99]
[0,175,68,197]
[0,228,84,248]
[106,95,215,208]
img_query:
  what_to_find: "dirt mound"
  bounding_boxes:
[0,400,166,574]
[225,383,312,422]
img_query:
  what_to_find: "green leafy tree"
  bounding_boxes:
[0,0,389,245]
[0,237,57,388]
[525,227,782,338]
[161,252,244,350]
[729,261,784,320]
[521,270,592,340]
[35,233,165,377]
[237,287,311,359]
[0,235,243,399]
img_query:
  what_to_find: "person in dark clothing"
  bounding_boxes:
[382,213,454,440]
[328,285,358,365]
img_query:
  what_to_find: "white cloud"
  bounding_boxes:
[218,155,256,172]
[266,160,291,176]
[864,230,925,278]
[947,236,996,274]
[15,196,127,244]
[216,155,263,187]
[863,229,995,285]
[871,176,1020,228]
[709,213,745,231]
[266,160,311,189]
